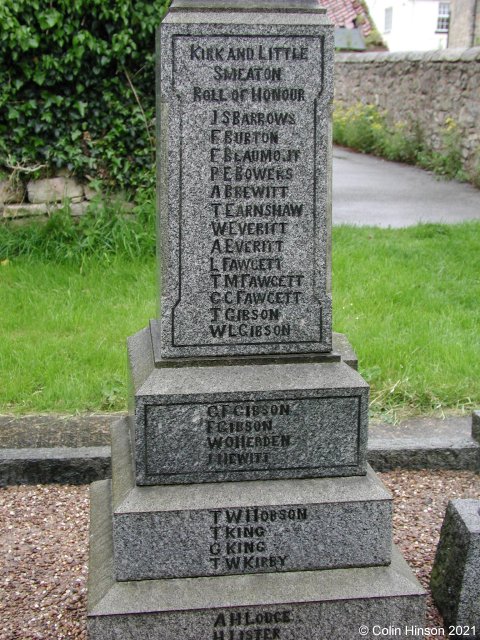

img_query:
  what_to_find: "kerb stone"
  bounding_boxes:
[111,417,392,580]
[157,1,334,358]
[431,499,480,636]
[129,327,369,485]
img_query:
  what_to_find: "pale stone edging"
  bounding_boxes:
[0,176,97,220]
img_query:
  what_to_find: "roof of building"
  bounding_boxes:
[322,0,373,37]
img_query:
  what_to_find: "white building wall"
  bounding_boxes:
[366,0,449,51]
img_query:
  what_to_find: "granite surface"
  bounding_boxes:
[88,4,424,636]
[88,479,425,640]
[157,3,335,358]
[368,415,480,472]
[129,328,369,484]
[0,414,113,448]
[431,499,480,635]
[150,320,361,368]
[2,413,478,486]
[170,0,326,12]
[111,417,391,580]
[0,447,111,487]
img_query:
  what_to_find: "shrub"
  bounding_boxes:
[333,103,384,154]
[0,0,169,192]
[0,190,156,263]
[333,102,470,182]
[416,117,467,181]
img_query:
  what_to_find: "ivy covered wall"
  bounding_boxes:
[0,1,170,191]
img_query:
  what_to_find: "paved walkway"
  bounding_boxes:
[332,147,480,227]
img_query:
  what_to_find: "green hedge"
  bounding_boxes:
[0,0,170,191]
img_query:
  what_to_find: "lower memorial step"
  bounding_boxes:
[88,480,426,640]
[111,417,392,580]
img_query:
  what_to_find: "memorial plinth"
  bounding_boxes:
[111,417,391,581]
[89,480,424,640]
[431,499,480,635]
[87,1,425,637]
[129,326,369,485]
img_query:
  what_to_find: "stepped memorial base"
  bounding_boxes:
[88,479,425,640]
[111,417,393,580]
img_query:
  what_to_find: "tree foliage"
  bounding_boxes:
[0,0,169,190]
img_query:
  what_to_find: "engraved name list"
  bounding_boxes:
[167,34,330,352]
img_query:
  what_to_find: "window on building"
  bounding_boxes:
[437,2,450,32]
[384,7,393,33]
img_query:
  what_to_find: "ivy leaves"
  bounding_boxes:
[0,0,170,190]
[37,8,62,31]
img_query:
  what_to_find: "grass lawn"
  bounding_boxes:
[0,258,156,413]
[1,222,479,418]
[333,223,479,419]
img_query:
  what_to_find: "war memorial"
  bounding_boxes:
[87,2,426,637]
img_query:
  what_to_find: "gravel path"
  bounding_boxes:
[1,470,478,639]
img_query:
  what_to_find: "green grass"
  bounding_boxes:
[1,222,479,418]
[0,258,155,413]
[333,223,480,420]
[0,191,156,262]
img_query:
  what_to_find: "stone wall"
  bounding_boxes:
[0,176,93,221]
[335,48,480,174]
